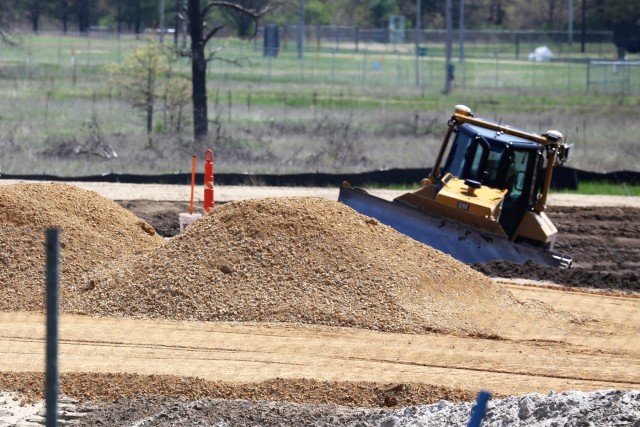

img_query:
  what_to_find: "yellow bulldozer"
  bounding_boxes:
[339,105,572,268]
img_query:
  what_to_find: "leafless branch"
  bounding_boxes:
[202,1,285,41]
[205,44,226,62]
[202,1,272,17]
[203,24,226,46]
[207,54,244,66]
[0,29,18,47]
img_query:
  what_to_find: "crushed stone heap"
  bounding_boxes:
[68,196,539,337]
[0,182,164,311]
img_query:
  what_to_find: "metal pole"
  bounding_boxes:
[45,228,60,427]
[297,0,305,60]
[444,0,453,94]
[415,0,422,87]
[467,391,491,427]
[159,0,166,43]
[459,0,464,62]
[580,0,586,53]
[181,0,188,49]
[568,0,573,45]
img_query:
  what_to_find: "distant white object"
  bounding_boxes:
[528,46,554,62]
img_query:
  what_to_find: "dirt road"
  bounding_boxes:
[2,281,639,398]
[2,180,639,206]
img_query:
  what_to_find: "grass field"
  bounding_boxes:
[558,181,640,196]
[0,32,639,179]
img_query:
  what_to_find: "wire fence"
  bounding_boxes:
[275,26,617,60]
[0,29,639,96]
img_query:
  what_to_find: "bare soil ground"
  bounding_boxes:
[1,283,639,399]
[0,182,639,426]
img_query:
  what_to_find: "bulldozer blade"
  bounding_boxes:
[338,185,572,269]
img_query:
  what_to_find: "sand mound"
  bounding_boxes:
[0,182,164,310]
[67,196,537,336]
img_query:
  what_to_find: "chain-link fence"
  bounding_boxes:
[586,60,640,94]
[248,26,638,95]
[275,25,616,60]
[0,29,638,96]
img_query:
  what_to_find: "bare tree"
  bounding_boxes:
[507,0,565,29]
[52,0,72,32]
[16,0,45,33]
[221,0,272,37]
[77,0,91,33]
[185,0,280,143]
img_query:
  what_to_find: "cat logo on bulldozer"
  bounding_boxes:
[457,202,470,211]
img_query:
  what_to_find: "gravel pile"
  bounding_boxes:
[0,380,640,427]
[67,389,640,426]
[0,183,563,337]
[64,195,558,337]
[0,183,164,311]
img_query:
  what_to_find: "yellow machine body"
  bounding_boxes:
[338,104,573,268]
[395,174,509,236]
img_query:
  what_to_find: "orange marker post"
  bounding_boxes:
[204,149,214,213]
[189,156,197,215]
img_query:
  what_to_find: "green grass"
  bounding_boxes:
[556,181,640,196]
[1,33,639,178]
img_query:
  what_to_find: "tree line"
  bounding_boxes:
[1,0,638,38]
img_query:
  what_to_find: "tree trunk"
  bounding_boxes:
[188,0,208,142]
[146,101,154,135]
[135,0,142,36]
[146,103,154,148]
[146,68,155,143]
[78,0,90,33]
[117,0,122,34]
[62,0,69,33]
[31,15,39,33]
[30,2,40,33]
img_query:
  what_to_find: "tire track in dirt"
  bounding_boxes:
[2,302,639,398]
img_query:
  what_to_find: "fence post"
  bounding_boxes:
[494,53,499,89]
[532,60,537,90]
[586,61,591,95]
[45,228,60,427]
[361,51,367,84]
[467,390,491,427]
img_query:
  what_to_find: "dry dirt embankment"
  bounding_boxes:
[0,181,639,412]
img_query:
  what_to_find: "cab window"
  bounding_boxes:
[443,130,474,179]
[505,150,530,202]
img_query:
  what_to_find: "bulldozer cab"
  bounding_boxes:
[439,123,545,239]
